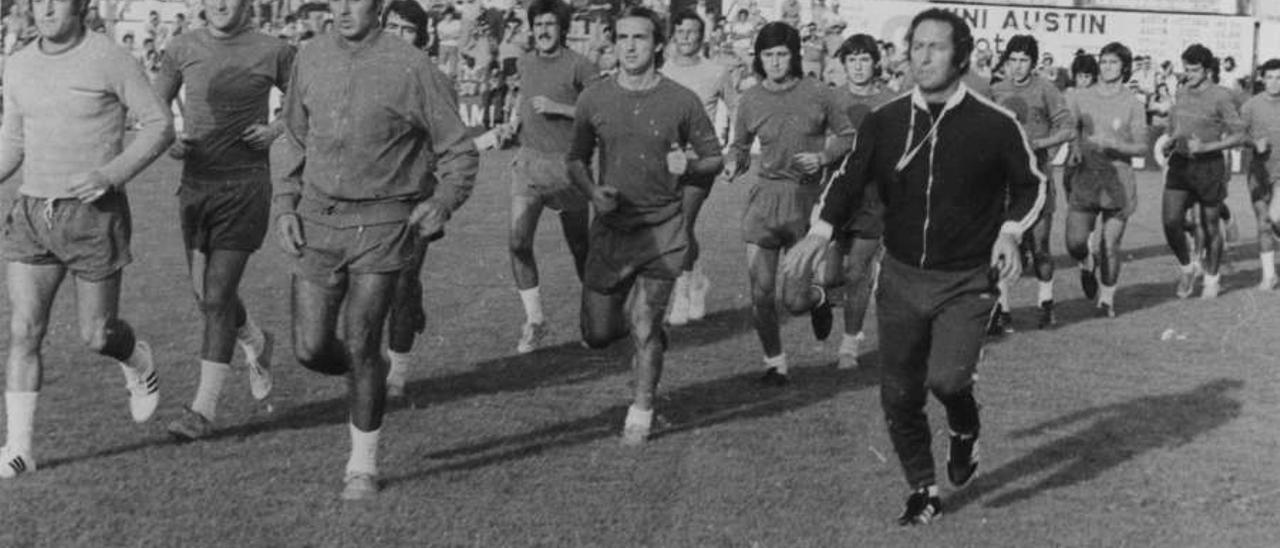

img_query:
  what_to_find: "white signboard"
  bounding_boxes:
[1078,0,1239,16]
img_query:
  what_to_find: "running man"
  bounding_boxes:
[0,0,174,477]
[569,6,722,446]
[785,9,1044,525]
[1062,42,1149,317]
[727,21,854,386]
[273,0,478,499]
[988,34,1074,331]
[660,10,737,326]
[154,0,294,440]
[828,33,898,370]
[494,0,597,354]
[1159,43,1245,299]
[1238,58,1280,290]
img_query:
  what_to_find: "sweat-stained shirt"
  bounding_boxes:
[0,32,174,198]
[1240,92,1280,181]
[731,77,855,185]
[1168,83,1244,156]
[568,76,721,230]
[990,75,1074,158]
[154,28,295,182]
[273,29,479,227]
[515,48,598,155]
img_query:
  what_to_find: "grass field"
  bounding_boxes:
[0,148,1278,547]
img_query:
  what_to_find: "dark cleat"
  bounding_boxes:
[758,367,791,387]
[946,432,980,487]
[1037,300,1055,329]
[1080,268,1099,301]
[986,305,1013,336]
[897,488,943,526]
[810,299,834,341]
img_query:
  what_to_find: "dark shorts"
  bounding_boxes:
[510,148,589,212]
[743,180,821,249]
[294,217,419,288]
[584,212,687,294]
[1,192,132,281]
[1065,161,1138,220]
[1247,153,1274,204]
[1165,154,1228,206]
[179,176,271,253]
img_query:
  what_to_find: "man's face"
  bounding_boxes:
[909,20,960,94]
[673,19,702,57]
[1264,69,1280,97]
[842,51,875,86]
[759,44,791,83]
[1224,58,1235,71]
[530,13,559,54]
[204,0,250,33]
[33,0,82,43]
[615,16,659,74]
[1184,62,1208,88]
[329,0,379,41]
[149,12,159,25]
[1040,55,1053,68]
[1006,51,1034,84]
[385,12,419,46]
[1099,53,1123,84]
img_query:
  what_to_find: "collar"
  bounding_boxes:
[333,26,385,54]
[911,81,969,114]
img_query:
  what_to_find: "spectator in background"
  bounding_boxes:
[498,16,526,78]
[1039,52,1070,91]
[1149,81,1172,128]
[145,10,170,49]
[779,0,800,28]
[1220,56,1245,92]
[1070,52,1098,90]
[1131,54,1157,96]
[174,13,189,37]
[438,6,462,77]
[799,22,824,79]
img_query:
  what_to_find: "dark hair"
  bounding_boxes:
[670,10,705,42]
[614,6,666,68]
[834,33,879,66]
[1070,53,1099,81]
[905,8,974,72]
[751,21,802,80]
[1181,43,1214,68]
[383,0,430,49]
[998,34,1038,75]
[1099,42,1133,82]
[526,0,571,45]
[1259,58,1280,78]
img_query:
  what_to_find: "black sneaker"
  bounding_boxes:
[758,367,790,386]
[986,305,1013,336]
[946,432,980,487]
[810,297,834,341]
[897,487,942,526]
[1037,300,1055,329]
[1080,268,1099,301]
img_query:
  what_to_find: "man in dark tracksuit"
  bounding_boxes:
[785,9,1045,526]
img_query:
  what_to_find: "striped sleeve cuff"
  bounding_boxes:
[808,220,835,240]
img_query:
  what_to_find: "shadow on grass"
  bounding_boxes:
[947,378,1243,512]
[382,358,881,486]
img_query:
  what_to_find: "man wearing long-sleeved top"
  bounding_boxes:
[0,0,174,479]
[784,9,1045,526]
[272,0,478,500]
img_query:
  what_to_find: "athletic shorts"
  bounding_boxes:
[1165,154,1227,206]
[742,179,822,249]
[0,192,132,281]
[842,181,884,240]
[680,170,717,193]
[584,212,687,294]
[510,147,589,212]
[179,176,271,253]
[1247,152,1274,204]
[1065,161,1138,220]
[294,216,419,288]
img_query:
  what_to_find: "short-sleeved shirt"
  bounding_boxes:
[569,77,722,229]
[991,75,1072,144]
[662,59,733,121]
[838,85,897,129]
[1067,86,1148,173]
[1169,83,1244,151]
[732,77,854,184]
[157,29,294,181]
[1240,93,1280,180]
[516,49,599,155]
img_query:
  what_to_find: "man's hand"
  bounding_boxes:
[1256,137,1269,155]
[991,231,1022,281]
[409,200,450,239]
[791,152,823,175]
[531,96,563,117]
[591,185,620,213]
[666,144,689,175]
[781,234,830,283]
[276,213,305,255]
[494,122,518,144]
[723,156,749,183]
[1186,136,1206,155]
[241,123,278,150]
[1087,133,1117,152]
[68,170,112,203]
[169,135,195,159]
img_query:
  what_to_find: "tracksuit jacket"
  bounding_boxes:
[812,84,1046,271]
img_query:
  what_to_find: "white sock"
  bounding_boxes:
[1262,251,1276,279]
[1180,261,1196,275]
[1079,261,1091,273]
[236,314,266,357]
[840,332,863,355]
[190,360,230,420]
[1099,283,1117,305]
[764,353,788,374]
[519,287,544,325]
[996,280,1010,308]
[4,392,36,455]
[673,273,690,297]
[387,350,412,384]
[1037,280,1053,304]
[346,422,380,476]
[1205,273,1221,287]
[625,404,653,429]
